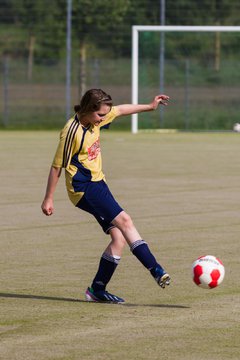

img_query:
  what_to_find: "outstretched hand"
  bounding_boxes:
[151,94,170,110]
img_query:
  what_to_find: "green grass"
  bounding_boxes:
[0,131,239,359]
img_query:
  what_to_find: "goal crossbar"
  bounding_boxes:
[131,25,240,133]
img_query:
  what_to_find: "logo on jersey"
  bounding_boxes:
[88,138,100,161]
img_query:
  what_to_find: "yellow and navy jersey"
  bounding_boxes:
[52,106,119,205]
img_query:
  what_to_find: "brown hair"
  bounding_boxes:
[74,89,113,114]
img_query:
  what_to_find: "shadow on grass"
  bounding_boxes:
[0,292,189,309]
[0,292,84,303]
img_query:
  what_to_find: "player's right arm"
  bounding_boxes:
[41,118,77,216]
[41,166,62,216]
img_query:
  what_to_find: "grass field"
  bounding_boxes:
[0,130,239,360]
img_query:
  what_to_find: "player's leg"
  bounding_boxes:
[85,227,126,303]
[90,227,126,291]
[76,183,127,303]
[112,211,171,288]
[79,181,169,301]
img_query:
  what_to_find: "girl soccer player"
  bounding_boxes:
[41,89,170,303]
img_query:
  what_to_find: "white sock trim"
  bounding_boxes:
[130,240,148,252]
[102,253,121,264]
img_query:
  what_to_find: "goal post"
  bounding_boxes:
[131,25,240,134]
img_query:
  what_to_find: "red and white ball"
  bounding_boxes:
[192,255,225,289]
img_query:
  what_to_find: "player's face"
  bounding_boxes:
[82,104,111,127]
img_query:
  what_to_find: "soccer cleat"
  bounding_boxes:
[85,287,125,303]
[151,267,171,289]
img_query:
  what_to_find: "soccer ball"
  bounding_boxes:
[233,123,240,132]
[192,255,225,289]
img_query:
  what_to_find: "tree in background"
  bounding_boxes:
[0,0,26,58]
[7,0,65,79]
[1,0,240,80]
[10,0,44,80]
[165,0,240,71]
[72,0,130,96]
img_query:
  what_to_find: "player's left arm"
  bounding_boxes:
[115,94,170,116]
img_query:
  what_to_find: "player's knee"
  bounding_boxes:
[114,212,134,231]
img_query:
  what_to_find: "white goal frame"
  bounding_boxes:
[131,25,240,134]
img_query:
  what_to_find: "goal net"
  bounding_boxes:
[131,26,240,133]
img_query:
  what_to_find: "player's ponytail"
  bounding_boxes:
[74,89,112,114]
[74,104,81,112]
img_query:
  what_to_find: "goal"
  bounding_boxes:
[131,25,240,133]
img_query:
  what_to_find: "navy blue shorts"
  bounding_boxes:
[76,180,123,234]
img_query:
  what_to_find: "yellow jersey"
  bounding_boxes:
[52,106,119,205]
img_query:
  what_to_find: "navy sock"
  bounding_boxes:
[130,240,164,275]
[91,253,120,292]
